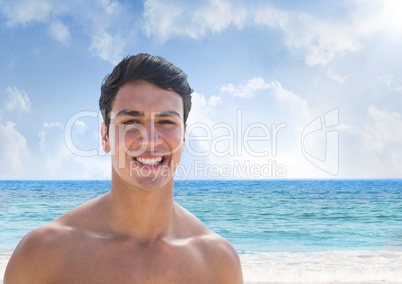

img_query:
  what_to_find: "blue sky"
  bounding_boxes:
[1,0,401,179]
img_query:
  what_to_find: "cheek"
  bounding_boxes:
[114,128,142,148]
[161,128,184,147]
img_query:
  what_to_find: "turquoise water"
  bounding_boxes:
[1,179,402,253]
[1,180,402,283]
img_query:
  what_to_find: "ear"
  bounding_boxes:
[101,123,111,153]
[182,124,186,146]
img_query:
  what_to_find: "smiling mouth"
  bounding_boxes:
[133,156,165,166]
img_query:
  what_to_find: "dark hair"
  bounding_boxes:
[99,53,192,130]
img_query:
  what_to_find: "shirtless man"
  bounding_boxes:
[4,53,243,283]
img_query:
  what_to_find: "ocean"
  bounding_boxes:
[1,179,402,283]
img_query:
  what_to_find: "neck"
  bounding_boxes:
[104,175,176,241]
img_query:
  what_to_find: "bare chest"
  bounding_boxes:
[52,237,211,284]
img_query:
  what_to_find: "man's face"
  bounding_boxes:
[102,80,185,191]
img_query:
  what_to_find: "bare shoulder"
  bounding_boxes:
[4,196,103,284]
[197,231,243,283]
[174,203,243,283]
[4,221,73,284]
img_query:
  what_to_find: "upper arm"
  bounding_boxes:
[4,227,63,284]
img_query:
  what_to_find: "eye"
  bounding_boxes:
[158,120,175,125]
[122,119,141,125]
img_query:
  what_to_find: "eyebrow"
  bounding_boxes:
[114,110,182,119]
[154,111,182,119]
[114,110,144,117]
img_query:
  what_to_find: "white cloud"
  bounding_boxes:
[39,122,63,151]
[362,105,402,153]
[89,31,125,65]
[184,91,226,169]
[38,130,46,151]
[380,75,402,93]
[220,77,310,119]
[142,1,360,65]
[5,86,31,112]
[141,1,402,66]
[35,121,109,179]
[99,0,119,15]
[204,101,401,179]
[143,0,247,41]
[283,0,402,65]
[81,0,130,64]
[3,0,401,68]
[48,20,70,45]
[1,0,53,27]
[220,77,271,98]
[142,0,183,41]
[71,155,110,179]
[353,0,402,38]
[337,105,402,178]
[208,95,221,106]
[304,29,359,66]
[43,122,63,129]
[191,0,247,35]
[186,92,218,126]
[271,11,360,66]
[183,80,326,179]
[0,0,128,64]
[0,120,30,178]
[254,5,289,30]
[69,120,91,135]
[328,68,349,84]
[269,81,309,113]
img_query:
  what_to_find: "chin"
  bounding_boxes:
[130,175,174,192]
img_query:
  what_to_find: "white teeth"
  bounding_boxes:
[136,157,163,166]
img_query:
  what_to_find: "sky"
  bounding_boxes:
[1,0,402,180]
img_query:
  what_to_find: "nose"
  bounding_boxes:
[139,120,162,149]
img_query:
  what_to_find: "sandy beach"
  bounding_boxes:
[0,253,10,284]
